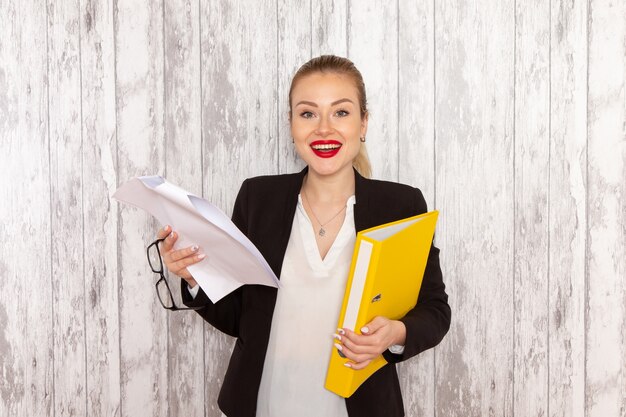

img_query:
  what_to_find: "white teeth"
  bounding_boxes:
[311,144,341,150]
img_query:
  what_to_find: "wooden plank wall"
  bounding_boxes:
[1,1,624,416]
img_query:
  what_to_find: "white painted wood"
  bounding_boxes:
[48,0,88,416]
[312,0,348,58]
[0,1,53,416]
[348,0,399,181]
[200,1,278,415]
[548,1,588,416]
[2,2,626,416]
[114,1,168,416]
[585,1,626,415]
[201,0,279,203]
[79,0,122,415]
[513,1,550,416]
[434,1,515,416]
[397,1,436,415]
[277,0,309,175]
[163,0,205,415]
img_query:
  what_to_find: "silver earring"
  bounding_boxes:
[360,137,366,142]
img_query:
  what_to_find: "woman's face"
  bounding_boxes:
[290,72,368,179]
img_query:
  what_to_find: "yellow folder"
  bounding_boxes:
[324,210,439,398]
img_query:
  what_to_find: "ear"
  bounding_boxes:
[360,111,369,138]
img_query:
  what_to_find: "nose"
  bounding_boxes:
[314,114,334,137]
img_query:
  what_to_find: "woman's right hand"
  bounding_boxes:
[156,225,205,288]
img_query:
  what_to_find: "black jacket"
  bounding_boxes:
[183,168,451,417]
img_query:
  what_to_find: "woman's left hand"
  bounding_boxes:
[335,316,406,370]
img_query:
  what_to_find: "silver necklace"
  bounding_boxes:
[301,189,346,237]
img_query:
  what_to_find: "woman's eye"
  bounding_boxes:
[336,109,349,117]
[300,111,314,119]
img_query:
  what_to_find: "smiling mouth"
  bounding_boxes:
[311,143,342,151]
[310,140,342,158]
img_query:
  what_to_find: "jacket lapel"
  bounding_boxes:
[354,169,372,233]
[273,167,372,278]
[271,167,308,279]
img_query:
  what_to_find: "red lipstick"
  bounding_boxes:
[310,140,342,158]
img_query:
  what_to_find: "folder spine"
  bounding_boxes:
[325,211,439,398]
[325,237,388,398]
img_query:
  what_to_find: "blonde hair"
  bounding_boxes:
[289,55,372,178]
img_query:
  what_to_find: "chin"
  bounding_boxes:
[306,160,353,178]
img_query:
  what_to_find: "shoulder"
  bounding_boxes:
[238,172,302,203]
[234,171,305,217]
[361,177,419,196]
[242,172,301,189]
[358,176,427,214]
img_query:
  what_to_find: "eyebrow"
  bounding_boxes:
[295,98,354,107]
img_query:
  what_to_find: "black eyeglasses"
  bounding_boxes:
[147,238,203,311]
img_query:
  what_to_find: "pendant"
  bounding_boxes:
[318,228,326,237]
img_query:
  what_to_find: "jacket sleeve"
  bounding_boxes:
[181,180,251,338]
[382,188,451,363]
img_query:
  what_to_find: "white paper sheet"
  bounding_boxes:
[112,176,280,303]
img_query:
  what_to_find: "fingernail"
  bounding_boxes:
[337,328,345,335]
[344,363,352,368]
[168,231,174,239]
[197,254,206,260]
[361,326,369,334]
[334,343,343,351]
[191,245,199,252]
[164,225,170,232]
[333,333,342,341]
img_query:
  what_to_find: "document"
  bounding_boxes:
[325,211,438,397]
[113,176,280,303]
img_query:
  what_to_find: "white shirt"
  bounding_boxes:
[256,194,355,417]
[186,193,405,415]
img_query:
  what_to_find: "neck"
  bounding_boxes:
[302,166,355,204]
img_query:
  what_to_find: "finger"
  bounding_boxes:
[341,327,378,348]
[167,245,199,262]
[360,316,388,335]
[161,230,178,252]
[336,331,379,356]
[336,342,375,363]
[347,359,372,370]
[338,331,366,354]
[170,252,206,274]
[339,334,378,355]
[156,225,171,239]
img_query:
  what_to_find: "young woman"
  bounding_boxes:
[156,55,450,417]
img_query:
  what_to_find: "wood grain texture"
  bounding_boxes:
[163,0,205,415]
[201,0,279,204]
[79,0,121,413]
[200,1,278,415]
[348,0,399,181]
[312,0,348,57]
[434,1,515,416]
[114,1,167,416]
[2,1,626,416]
[513,1,550,416]
[397,1,436,415]
[277,0,309,175]
[0,1,53,416]
[48,1,88,415]
[585,1,626,415]
[549,2,588,416]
